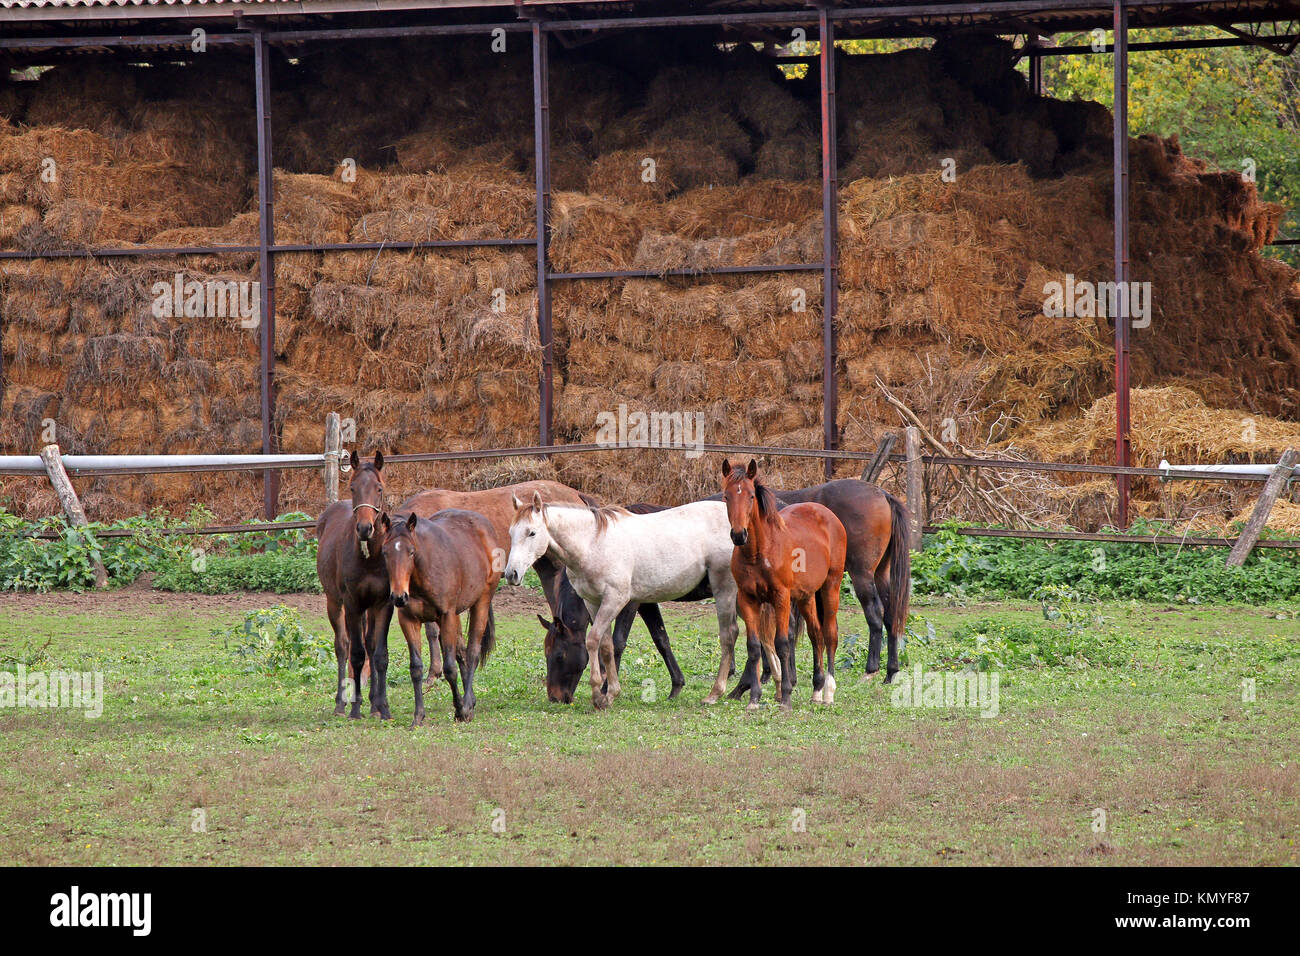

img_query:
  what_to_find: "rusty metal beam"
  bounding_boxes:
[532,17,554,447]
[1113,0,1132,528]
[254,30,279,521]
[819,5,839,481]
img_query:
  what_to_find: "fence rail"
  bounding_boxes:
[3,441,1298,551]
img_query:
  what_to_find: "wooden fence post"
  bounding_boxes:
[1226,447,1297,567]
[861,432,896,484]
[39,443,108,589]
[324,412,341,504]
[904,425,924,551]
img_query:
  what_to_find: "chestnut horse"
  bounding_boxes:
[722,458,847,710]
[379,509,501,724]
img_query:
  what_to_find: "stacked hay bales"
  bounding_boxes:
[1,35,1297,526]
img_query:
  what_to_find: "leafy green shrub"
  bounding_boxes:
[220,606,331,679]
[912,522,1300,604]
[153,552,321,594]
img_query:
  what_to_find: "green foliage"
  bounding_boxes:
[0,508,319,593]
[219,606,331,680]
[911,522,1300,605]
[153,552,321,594]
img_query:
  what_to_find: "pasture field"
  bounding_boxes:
[0,585,1297,866]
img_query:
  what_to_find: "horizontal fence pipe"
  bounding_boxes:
[548,263,824,280]
[10,519,1299,550]
[920,525,1300,549]
[0,237,534,261]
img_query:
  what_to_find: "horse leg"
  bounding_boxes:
[799,594,826,704]
[606,602,639,696]
[728,610,783,701]
[854,567,887,680]
[423,622,443,688]
[703,576,740,705]
[439,610,465,721]
[460,596,492,722]
[586,600,619,711]
[327,597,349,716]
[396,613,426,728]
[638,603,685,699]
[767,590,790,712]
[344,606,367,720]
[820,574,842,704]
[367,602,394,720]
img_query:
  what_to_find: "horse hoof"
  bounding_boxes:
[745,702,761,713]
[780,701,793,714]
[333,704,348,716]
[668,685,684,700]
[592,693,609,711]
[701,692,720,706]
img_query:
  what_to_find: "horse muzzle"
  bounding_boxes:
[730,529,749,547]
[356,522,373,541]
[504,568,522,586]
[547,685,575,705]
[390,591,409,608]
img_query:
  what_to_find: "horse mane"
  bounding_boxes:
[588,504,629,535]
[753,478,786,530]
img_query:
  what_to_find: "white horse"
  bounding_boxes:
[504,492,740,709]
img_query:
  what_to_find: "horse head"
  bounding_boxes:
[538,612,587,705]
[348,449,386,545]
[720,457,761,546]
[380,511,420,608]
[503,491,548,585]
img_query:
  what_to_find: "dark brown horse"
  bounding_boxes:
[316,451,410,717]
[379,509,501,724]
[539,479,911,703]
[723,459,847,710]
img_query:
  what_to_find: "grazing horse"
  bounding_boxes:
[379,509,501,724]
[539,503,702,704]
[503,493,739,710]
[316,451,401,717]
[722,459,847,711]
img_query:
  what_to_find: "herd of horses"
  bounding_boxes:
[316,451,911,725]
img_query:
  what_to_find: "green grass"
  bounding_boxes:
[0,595,1297,865]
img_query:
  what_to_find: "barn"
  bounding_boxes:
[1,0,1298,531]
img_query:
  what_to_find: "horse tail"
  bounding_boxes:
[880,492,912,640]
[480,605,497,665]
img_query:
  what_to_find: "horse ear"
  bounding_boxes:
[350,449,360,471]
[406,512,418,532]
[374,450,384,471]
[721,458,732,478]
[537,614,552,630]
[378,512,390,532]
[746,458,758,479]
[511,494,522,511]
[532,491,543,513]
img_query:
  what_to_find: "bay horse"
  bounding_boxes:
[538,503,703,704]
[379,509,501,724]
[722,458,847,711]
[316,451,403,717]
[503,493,739,710]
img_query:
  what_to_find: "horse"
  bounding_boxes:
[503,493,739,710]
[727,478,911,695]
[379,509,501,724]
[355,478,592,715]
[316,451,407,717]
[538,503,702,704]
[722,458,847,711]
[540,479,911,704]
